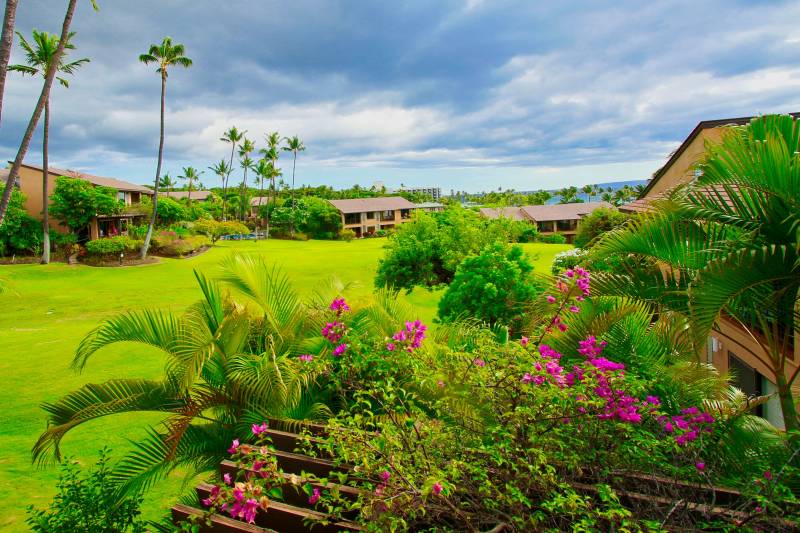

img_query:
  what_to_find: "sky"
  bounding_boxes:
[2,0,800,193]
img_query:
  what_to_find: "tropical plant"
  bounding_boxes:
[220,126,245,221]
[33,256,344,495]
[573,206,628,248]
[251,158,271,239]
[26,448,146,533]
[8,29,88,264]
[158,173,176,192]
[237,137,255,221]
[259,132,281,238]
[282,135,305,237]
[591,114,800,431]
[49,176,121,234]
[177,166,203,203]
[138,36,192,259]
[581,184,593,201]
[0,185,41,256]
[557,185,580,204]
[0,0,97,225]
[208,159,232,219]
[0,0,19,127]
[154,196,187,225]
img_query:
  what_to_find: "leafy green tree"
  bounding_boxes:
[8,29,88,264]
[592,114,800,431]
[154,196,187,225]
[299,196,341,239]
[573,207,628,248]
[0,186,41,256]
[557,186,581,204]
[437,243,541,331]
[282,135,305,237]
[138,36,192,259]
[49,176,121,234]
[26,448,145,533]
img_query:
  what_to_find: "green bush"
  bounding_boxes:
[538,233,567,244]
[26,448,145,533]
[154,197,188,225]
[0,186,42,256]
[191,219,248,243]
[85,236,142,256]
[338,228,356,242]
[152,231,210,257]
[437,242,542,330]
[49,176,122,233]
[574,207,628,248]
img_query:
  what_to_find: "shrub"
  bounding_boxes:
[49,176,122,233]
[437,242,542,330]
[85,236,142,256]
[0,186,42,256]
[292,232,309,241]
[26,448,145,533]
[152,231,210,257]
[338,228,356,242]
[538,233,567,244]
[191,219,249,243]
[300,196,342,239]
[574,207,628,248]
[155,197,188,225]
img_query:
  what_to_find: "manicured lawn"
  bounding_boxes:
[0,238,569,530]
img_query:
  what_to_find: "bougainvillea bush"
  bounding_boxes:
[192,268,799,531]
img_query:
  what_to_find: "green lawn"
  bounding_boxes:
[0,238,569,530]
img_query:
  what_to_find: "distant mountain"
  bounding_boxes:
[516,179,649,204]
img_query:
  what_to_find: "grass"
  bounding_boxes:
[0,238,569,530]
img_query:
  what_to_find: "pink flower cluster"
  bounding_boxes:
[322,321,346,343]
[660,407,715,446]
[251,422,269,435]
[298,354,314,362]
[202,483,266,524]
[329,297,350,315]
[387,320,427,352]
[308,487,321,505]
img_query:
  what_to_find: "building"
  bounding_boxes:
[621,114,800,428]
[329,196,417,237]
[480,201,611,243]
[10,162,153,240]
[161,190,215,202]
[249,196,272,219]
[414,202,445,213]
[398,186,442,201]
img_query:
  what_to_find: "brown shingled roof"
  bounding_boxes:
[162,190,214,200]
[520,201,612,222]
[478,207,529,221]
[328,196,416,214]
[16,162,153,193]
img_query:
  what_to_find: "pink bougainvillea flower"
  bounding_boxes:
[764,470,773,481]
[695,462,705,471]
[521,372,534,384]
[473,358,486,367]
[228,439,240,454]
[546,295,557,303]
[298,354,314,362]
[242,498,259,523]
[557,323,568,332]
[520,336,529,346]
[380,470,391,482]
[437,379,445,388]
[251,422,269,435]
[386,342,396,351]
[333,343,347,356]
[329,297,350,314]
[432,482,443,495]
[569,305,580,313]
[308,487,321,505]
[223,473,232,485]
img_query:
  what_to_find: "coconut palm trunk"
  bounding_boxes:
[0,0,19,126]
[41,99,50,263]
[0,0,77,225]
[224,143,235,221]
[140,70,166,259]
[289,151,297,237]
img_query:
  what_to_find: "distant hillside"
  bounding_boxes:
[517,179,649,204]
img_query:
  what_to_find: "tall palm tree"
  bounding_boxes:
[159,173,176,192]
[0,0,98,225]
[237,137,255,221]
[581,184,593,202]
[138,37,192,260]
[263,163,282,239]
[259,132,281,238]
[8,29,88,264]
[0,0,20,127]
[282,135,305,238]
[592,114,800,431]
[251,158,271,239]
[209,159,231,219]
[178,166,202,204]
[220,126,244,221]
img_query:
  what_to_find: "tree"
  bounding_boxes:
[592,114,800,431]
[581,184,593,202]
[220,126,244,221]
[138,37,192,259]
[177,166,202,203]
[260,132,281,238]
[557,186,580,204]
[251,158,270,238]
[49,176,121,234]
[0,0,98,225]
[282,135,305,237]
[438,243,541,332]
[0,0,19,126]
[237,137,255,221]
[0,185,41,256]
[208,159,231,219]
[158,173,176,192]
[9,29,89,264]
[300,196,341,239]
[154,196,187,225]
[573,207,628,248]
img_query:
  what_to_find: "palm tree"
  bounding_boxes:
[581,184,593,202]
[0,0,98,225]
[251,158,271,239]
[592,114,800,431]
[8,29,88,265]
[0,0,20,126]
[159,173,176,192]
[592,184,603,201]
[220,126,245,221]
[209,159,231,219]
[33,257,341,495]
[282,135,305,237]
[601,192,613,203]
[237,137,255,221]
[264,164,282,239]
[178,166,202,204]
[137,37,192,260]
[259,132,281,238]
[557,186,579,204]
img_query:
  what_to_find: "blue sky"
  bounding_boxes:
[3,0,800,192]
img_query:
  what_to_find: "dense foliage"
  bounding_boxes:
[85,236,142,256]
[154,196,188,225]
[49,176,122,233]
[26,449,145,533]
[191,219,249,243]
[573,207,628,248]
[0,187,42,256]
[438,243,542,331]
[151,230,210,256]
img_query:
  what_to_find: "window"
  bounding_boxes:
[118,191,126,202]
[556,219,577,232]
[344,213,361,225]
